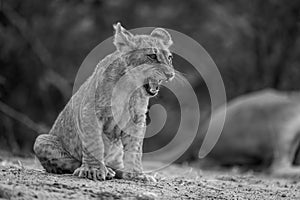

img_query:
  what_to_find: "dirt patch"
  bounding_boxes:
[0,157,299,199]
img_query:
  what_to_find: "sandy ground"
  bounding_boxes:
[0,156,299,200]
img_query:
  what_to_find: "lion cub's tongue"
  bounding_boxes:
[149,80,160,93]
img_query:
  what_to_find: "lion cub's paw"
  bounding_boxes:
[73,164,115,181]
[116,170,157,182]
[139,174,157,182]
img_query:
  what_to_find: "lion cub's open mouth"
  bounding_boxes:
[143,78,160,96]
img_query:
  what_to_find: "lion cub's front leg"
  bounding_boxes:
[73,101,115,181]
[118,125,156,182]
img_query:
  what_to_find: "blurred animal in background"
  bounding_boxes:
[196,89,300,175]
[33,22,175,182]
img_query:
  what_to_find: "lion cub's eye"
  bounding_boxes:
[147,54,158,60]
[168,55,173,60]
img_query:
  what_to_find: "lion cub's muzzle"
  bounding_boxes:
[143,66,175,96]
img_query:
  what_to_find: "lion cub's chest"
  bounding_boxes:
[102,117,123,141]
[102,113,147,141]
[101,94,148,142]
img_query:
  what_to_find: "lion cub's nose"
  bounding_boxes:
[164,71,175,81]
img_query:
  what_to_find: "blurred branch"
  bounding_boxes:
[0,100,50,135]
[0,4,72,100]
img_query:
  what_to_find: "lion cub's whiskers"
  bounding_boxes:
[174,70,189,86]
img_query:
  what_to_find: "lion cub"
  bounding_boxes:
[33,23,175,181]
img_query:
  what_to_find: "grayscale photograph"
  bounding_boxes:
[0,0,300,199]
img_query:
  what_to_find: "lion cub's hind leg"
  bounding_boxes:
[34,134,81,174]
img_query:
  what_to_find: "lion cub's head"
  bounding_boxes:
[112,22,175,97]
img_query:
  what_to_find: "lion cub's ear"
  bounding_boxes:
[113,22,135,52]
[151,28,173,48]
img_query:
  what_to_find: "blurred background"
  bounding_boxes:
[0,0,300,167]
